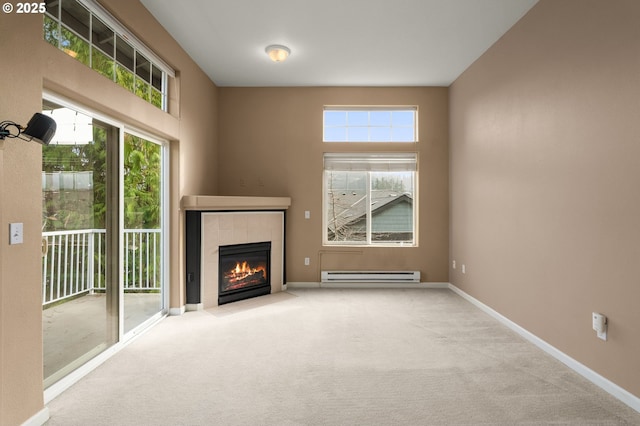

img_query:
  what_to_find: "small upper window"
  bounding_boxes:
[323,107,417,142]
[43,0,174,111]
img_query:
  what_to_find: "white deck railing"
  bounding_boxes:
[42,229,161,306]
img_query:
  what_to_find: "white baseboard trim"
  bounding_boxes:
[287,281,450,289]
[21,407,49,426]
[448,283,640,414]
[286,282,321,288]
[185,303,203,311]
[169,306,186,316]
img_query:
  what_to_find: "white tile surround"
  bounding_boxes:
[182,196,291,309]
[201,211,285,308]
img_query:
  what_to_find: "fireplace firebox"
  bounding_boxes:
[218,241,271,305]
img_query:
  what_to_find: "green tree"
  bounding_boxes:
[372,176,405,192]
[42,129,161,232]
[123,134,161,229]
[43,16,162,108]
[42,127,107,231]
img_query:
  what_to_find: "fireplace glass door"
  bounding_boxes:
[218,242,270,305]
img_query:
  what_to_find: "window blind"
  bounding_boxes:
[323,153,417,172]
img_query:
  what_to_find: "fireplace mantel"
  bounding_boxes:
[181,195,291,211]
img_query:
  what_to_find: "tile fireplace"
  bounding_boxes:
[182,196,291,309]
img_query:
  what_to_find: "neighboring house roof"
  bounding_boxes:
[327,190,413,234]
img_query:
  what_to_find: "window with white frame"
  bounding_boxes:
[323,107,417,142]
[43,0,174,111]
[323,153,417,246]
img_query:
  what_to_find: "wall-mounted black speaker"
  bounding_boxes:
[23,113,57,145]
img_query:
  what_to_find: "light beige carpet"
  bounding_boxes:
[45,288,640,425]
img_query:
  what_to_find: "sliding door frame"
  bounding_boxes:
[42,90,169,388]
[119,126,170,341]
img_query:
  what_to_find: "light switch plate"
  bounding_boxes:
[10,223,24,245]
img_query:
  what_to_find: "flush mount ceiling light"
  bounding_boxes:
[265,44,291,62]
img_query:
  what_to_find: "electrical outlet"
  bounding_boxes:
[461,264,466,274]
[305,210,310,219]
[592,312,607,341]
[452,260,456,269]
[304,257,310,266]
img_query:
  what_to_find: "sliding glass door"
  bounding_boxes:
[42,97,167,388]
[41,100,119,387]
[122,132,164,334]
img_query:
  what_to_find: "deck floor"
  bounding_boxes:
[43,293,162,383]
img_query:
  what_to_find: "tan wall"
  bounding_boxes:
[0,1,218,423]
[0,12,47,425]
[450,0,640,398]
[218,87,449,283]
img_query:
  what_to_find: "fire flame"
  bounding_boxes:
[226,261,266,281]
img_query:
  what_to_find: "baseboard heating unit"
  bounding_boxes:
[321,270,421,283]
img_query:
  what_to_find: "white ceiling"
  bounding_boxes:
[139,0,538,87]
